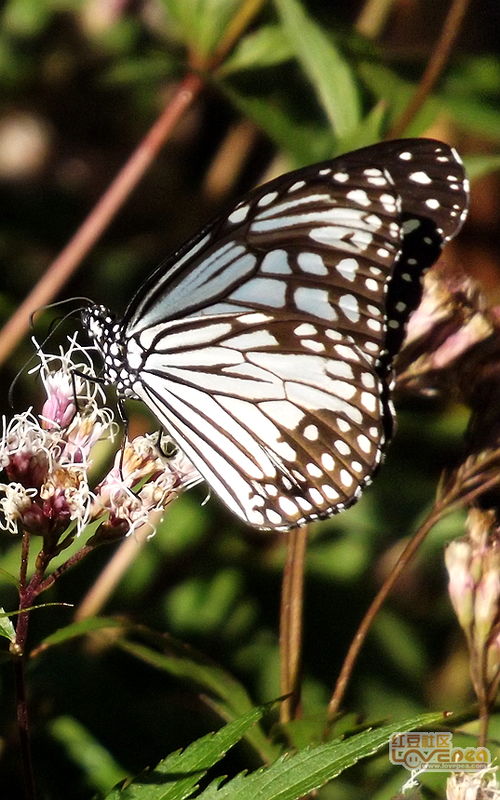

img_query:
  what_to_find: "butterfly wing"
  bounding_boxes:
[112,139,468,529]
[132,313,391,529]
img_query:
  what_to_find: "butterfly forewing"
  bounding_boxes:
[124,163,402,340]
[83,139,469,530]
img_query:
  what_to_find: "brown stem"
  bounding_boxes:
[0,72,204,366]
[12,531,38,800]
[325,460,500,729]
[35,544,95,597]
[13,658,36,800]
[209,0,267,71]
[476,643,491,748]
[355,0,395,39]
[325,503,444,726]
[280,526,308,724]
[388,0,471,138]
[11,532,100,795]
[74,517,159,621]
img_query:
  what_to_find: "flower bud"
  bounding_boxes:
[445,539,475,632]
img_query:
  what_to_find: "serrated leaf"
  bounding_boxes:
[0,608,15,642]
[196,712,449,800]
[104,704,268,799]
[273,0,360,138]
[218,24,293,76]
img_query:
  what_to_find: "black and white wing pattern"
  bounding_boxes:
[82,138,468,530]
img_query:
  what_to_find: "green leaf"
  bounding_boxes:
[160,0,242,60]
[221,83,335,165]
[358,62,436,135]
[196,712,449,800]
[273,0,360,137]
[218,24,293,76]
[0,608,15,642]
[360,61,500,141]
[33,616,124,655]
[1,0,53,37]
[443,95,500,141]
[103,54,177,86]
[50,716,125,794]
[117,628,278,764]
[0,566,19,587]
[104,704,268,799]
[335,101,386,153]
[464,153,500,180]
[372,609,427,680]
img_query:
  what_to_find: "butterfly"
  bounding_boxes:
[81,139,469,530]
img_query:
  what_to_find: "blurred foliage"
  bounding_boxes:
[0,0,499,797]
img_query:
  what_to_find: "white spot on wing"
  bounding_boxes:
[261,249,292,275]
[297,252,328,275]
[304,424,319,441]
[336,257,358,282]
[294,287,336,320]
[260,400,304,430]
[339,294,360,322]
[294,323,317,336]
[346,189,371,206]
[409,170,431,184]
[257,191,278,207]
[228,204,250,224]
[224,330,278,350]
[231,277,286,307]
[288,180,306,192]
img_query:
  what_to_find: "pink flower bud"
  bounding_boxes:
[474,568,500,648]
[41,373,76,430]
[445,539,475,632]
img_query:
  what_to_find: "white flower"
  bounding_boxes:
[0,334,202,544]
[447,768,500,800]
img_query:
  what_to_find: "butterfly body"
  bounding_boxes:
[82,139,468,530]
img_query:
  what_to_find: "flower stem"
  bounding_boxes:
[325,502,443,726]
[325,459,500,729]
[280,526,308,724]
[388,0,471,138]
[12,530,37,800]
[13,657,36,800]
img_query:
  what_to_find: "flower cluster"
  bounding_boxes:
[0,335,202,553]
[445,508,500,708]
[446,767,500,800]
[396,262,493,396]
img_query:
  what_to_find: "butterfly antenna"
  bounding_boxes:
[8,301,93,410]
[29,297,93,331]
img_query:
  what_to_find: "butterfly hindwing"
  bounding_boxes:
[130,312,389,528]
